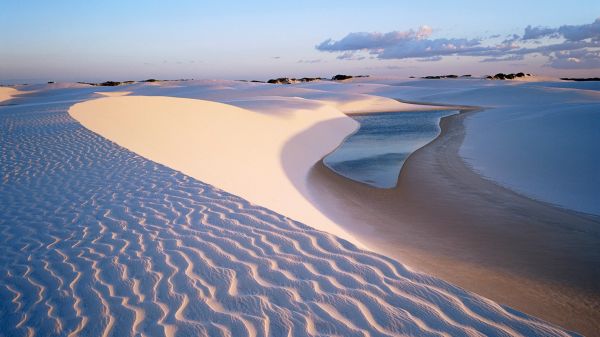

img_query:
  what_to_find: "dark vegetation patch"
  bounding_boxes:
[263,74,369,84]
[486,72,530,80]
[560,77,600,81]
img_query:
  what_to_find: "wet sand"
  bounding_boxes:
[307,106,600,336]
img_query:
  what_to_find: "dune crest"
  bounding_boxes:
[70,95,362,245]
[96,91,132,97]
[0,87,19,102]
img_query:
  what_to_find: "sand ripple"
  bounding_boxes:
[0,95,576,336]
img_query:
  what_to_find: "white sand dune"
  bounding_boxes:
[71,95,362,245]
[0,83,577,336]
[0,87,18,102]
[70,91,438,247]
[68,79,448,249]
[96,91,132,97]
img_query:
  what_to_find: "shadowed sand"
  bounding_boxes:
[305,106,600,336]
[0,88,578,336]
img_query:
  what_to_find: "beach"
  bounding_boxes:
[0,80,593,336]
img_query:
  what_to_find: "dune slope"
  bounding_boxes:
[70,95,361,245]
[0,87,18,102]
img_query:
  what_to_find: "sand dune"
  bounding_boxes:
[68,80,450,250]
[0,87,18,102]
[70,92,438,247]
[70,95,362,245]
[0,86,577,336]
[96,91,132,97]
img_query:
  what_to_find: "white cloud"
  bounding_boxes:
[316,26,434,51]
[558,18,600,41]
[297,59,322,64]
[523,25,558,40]
[315,19,600,70]
[336,52,366,61]
[547,49,600,69]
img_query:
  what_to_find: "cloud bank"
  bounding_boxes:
[316,18,600,69]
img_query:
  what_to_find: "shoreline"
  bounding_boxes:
[325,107,460,189]
[307,105,600,336]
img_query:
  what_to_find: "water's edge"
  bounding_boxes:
[323,109,458,189]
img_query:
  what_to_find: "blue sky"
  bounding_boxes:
[1,1,599,82]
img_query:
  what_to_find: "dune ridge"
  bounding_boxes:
[0,90,577,336]
[0,87,19,102]
[69,89,450,249]
[70,95,362,246]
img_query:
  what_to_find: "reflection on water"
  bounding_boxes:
[324,110,457,188]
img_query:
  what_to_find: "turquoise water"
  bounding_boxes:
[324,110,457,188]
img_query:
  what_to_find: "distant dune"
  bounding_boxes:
[0,87,18,102]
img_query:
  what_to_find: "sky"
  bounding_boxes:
[1,0,599,83]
